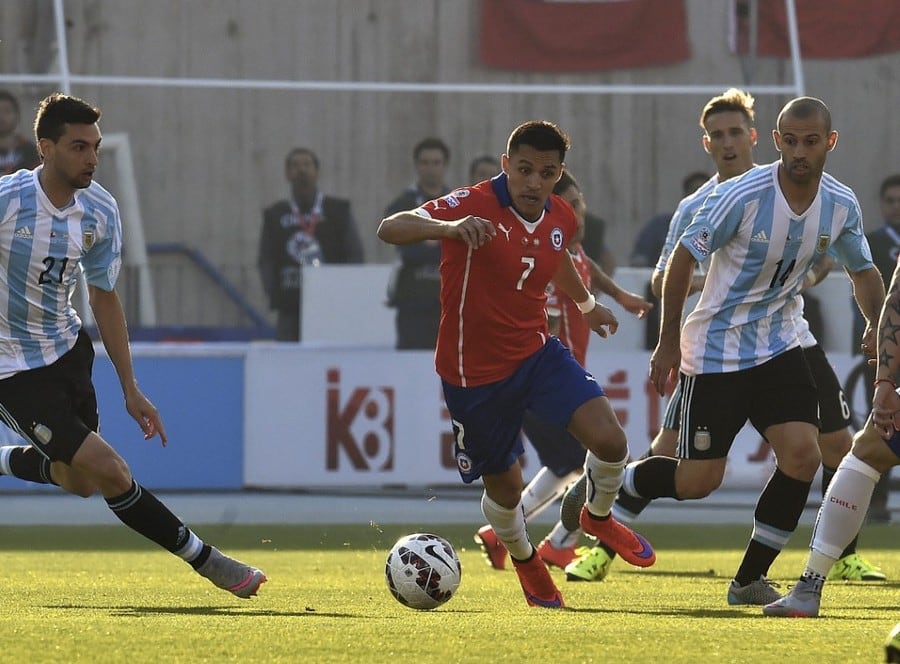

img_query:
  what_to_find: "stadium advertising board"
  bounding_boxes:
[244,346,864,490]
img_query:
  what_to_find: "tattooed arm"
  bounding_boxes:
[873,258,900,436]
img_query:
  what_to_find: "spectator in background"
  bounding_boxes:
[582,210,616,276]
[629,170,709,268]
[854,173,900,522]
[384,137,452,350]
[0,90,40,175]
[633,170,709,349]
[258,147,364,342]
[469,154,500,184]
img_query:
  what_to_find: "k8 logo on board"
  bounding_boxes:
[326,368,394,471]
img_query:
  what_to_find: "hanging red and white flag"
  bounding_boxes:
[733,0,900,59]
[479,0,690,72]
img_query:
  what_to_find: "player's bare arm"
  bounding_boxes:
[587,256,652,319]
[547,311,561,336]
[377,211,495,248]
[800,253,835,291]
[847,266,886,358]
[650,268,664,299]
[552,252,618,337]
[88,286,168,446]
[873,260,900,436]
[649,243,695,395]
[651,267,706,299]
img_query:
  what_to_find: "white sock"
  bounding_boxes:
[805,453,880,577]
[521,467,582,520]
[546,520,580,549]
[481,491,533,561]
[584,452,627,518]
[0,446,14,475]
[621,461,639,498]
[173,529,205,563]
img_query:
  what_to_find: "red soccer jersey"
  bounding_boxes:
[546,244,591,366]
[417,175,578,387]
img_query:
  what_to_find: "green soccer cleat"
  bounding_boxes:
[564,546,613,582]
[827,553,887,581]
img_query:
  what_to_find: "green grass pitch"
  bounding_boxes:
[0,523,896,663]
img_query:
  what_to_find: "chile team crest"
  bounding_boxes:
[550,227,564,250]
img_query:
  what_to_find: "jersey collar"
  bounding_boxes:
[490,172,552,212]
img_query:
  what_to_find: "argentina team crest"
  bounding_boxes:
[816,234,830,252]
[550,227,564,250]
[82,229,95,250]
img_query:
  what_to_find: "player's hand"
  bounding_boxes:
[449,216,495,248]
[615,290,653,319]
[125,388,168,447]
[872,382,900,438]
[649,336,680,396]
[861,324,877,362]
[585,303,618,338]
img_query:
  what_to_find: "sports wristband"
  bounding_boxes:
[576,293,596,314]
[873,378,897,389]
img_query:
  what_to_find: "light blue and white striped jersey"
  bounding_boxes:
[0,167,122,378]
[678,161,872,374]
[654,175,717,275]
[656,170,820,351]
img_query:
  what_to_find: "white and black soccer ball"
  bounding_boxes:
[385,533,461,610]
[886,622,900,663]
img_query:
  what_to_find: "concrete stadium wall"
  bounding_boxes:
[1,0,899,331]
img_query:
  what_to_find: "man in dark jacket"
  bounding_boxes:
[258,147,363,341]
[383,137,452,350]
[0,89,40,175]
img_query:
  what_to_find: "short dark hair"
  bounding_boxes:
[880,174,900,199]
[777,96,832,134]
[468,154,499,180]
[682,171,710,195]
[33,93,101,143]
[507,120,570,162]
[553,170,580,195]
[0,89,21,115]
[285,147,319,171]
[413,137,450,162]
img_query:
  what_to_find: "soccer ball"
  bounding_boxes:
[384,533,461,610]
[886,622,900,663]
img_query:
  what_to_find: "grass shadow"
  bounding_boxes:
[45,604,352,618]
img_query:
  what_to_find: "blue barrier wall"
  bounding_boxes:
[0,351,245,492]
